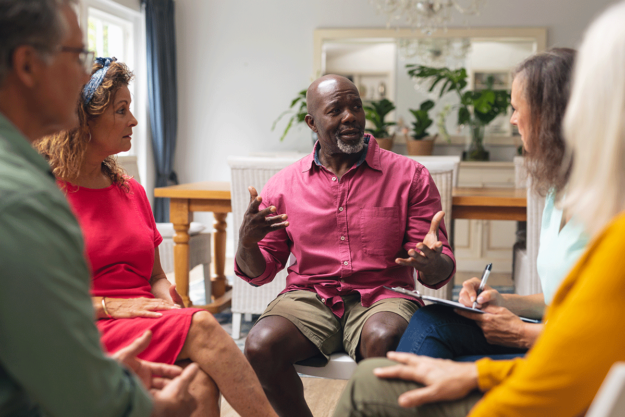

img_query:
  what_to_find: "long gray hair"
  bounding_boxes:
[513,48,576,197]
[0,0,76,85]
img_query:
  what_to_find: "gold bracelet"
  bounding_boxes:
[101,297,113,319]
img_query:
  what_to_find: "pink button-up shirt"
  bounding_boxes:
[235,136,455,317]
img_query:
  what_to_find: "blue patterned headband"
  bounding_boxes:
[82,57,117,105]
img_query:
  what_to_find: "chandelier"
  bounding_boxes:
[370,0,486,34]
[398,37,471,68]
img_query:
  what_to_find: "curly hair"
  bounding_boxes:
[35,60,134,190]
[513,48,576,196]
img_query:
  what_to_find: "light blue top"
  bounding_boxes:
[536,191,589,304]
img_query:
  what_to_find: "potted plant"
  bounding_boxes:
[407,65,510,161]
[272,89,309,142]
[407,99,438,155]
[363,98,396,150]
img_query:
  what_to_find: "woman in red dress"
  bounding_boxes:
[36,58,277,417]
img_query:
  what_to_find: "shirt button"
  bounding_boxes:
[339,207,344,211]
[340,236,345,241]
[343,261,348,265]
[321,298,326,303]
[332,177,337,181]
[340,279,345,283]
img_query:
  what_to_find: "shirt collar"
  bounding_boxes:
[303,134,382,173]
[0,112,54,178]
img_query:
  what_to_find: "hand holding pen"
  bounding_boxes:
[472,263,492,309]
[458,271,510,311]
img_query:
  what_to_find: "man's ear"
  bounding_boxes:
[11,46,43,89]
[305,114,318,133]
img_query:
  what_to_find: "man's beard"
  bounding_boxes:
[335,132,365,154]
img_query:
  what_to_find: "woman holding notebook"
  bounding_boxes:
[396,47,589,361]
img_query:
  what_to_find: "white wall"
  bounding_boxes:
[174,0,617,229]
[110,0,140,12]
[326,43,395,74]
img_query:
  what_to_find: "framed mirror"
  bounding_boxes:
[314,28,546,150]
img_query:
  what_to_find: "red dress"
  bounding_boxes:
[63,178,203,364]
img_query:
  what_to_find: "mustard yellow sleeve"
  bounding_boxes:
[475,358,524,391]
[468,215,625,417]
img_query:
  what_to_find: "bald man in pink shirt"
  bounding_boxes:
[235,74,455,417]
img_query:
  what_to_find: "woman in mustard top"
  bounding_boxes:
[333,1,625,416]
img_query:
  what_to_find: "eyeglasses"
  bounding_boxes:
[58,46,95,74]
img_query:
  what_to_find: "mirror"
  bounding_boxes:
[314,28,546,154]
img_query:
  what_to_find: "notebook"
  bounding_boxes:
[384,286,541,324]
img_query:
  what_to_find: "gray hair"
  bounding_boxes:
[512,48,576,197]
[0,0,77,85]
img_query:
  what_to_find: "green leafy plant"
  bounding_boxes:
[406,65,510,127]
[406,65,511,160]
[409,100,435,140]
[272,89,307,141]
[363,98,397,138]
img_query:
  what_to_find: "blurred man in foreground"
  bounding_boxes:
[0,1,197,415]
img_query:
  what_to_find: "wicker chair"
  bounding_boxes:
[512,156,545,296]
[406,156,460,300]
[229,156,299,339]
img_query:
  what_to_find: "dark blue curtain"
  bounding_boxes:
[143,0,178,222]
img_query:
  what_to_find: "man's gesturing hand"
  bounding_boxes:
[239,186,289,249]
[151,364,199,417]
[374,351,478,408]
[112,331,199,417]
[396,211,452,283]
[111,331,183,390]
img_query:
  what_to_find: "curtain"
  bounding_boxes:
[143,0,178,222]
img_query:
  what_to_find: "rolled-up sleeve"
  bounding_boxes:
[404,165,456,289]
[234,194,291,286]
[0,194,153,417]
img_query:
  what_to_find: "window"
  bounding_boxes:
[78,0,150,192]
[87,8,133,68]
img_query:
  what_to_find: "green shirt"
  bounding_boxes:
[0,113,153,417]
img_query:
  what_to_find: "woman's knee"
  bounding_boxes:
[186,311,224,350]
[190,311,220,334]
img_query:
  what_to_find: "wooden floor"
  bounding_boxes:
[221,377,348,417]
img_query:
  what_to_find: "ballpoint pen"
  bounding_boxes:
[472,263,493,309]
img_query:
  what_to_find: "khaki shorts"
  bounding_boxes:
[257,290,419,365]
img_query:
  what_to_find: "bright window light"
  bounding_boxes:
[87,8,135,156]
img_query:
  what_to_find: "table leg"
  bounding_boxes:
[170,198,192,307]
[212,212,228,299]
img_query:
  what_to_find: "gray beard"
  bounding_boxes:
[335,133,365,154]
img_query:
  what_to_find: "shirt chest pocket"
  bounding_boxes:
[359,207,401,256]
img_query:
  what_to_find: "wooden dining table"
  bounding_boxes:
[154,183,527,313]
[154,181,232,313]
[452,187,527,221]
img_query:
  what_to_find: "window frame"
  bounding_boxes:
[77,0,152,198]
